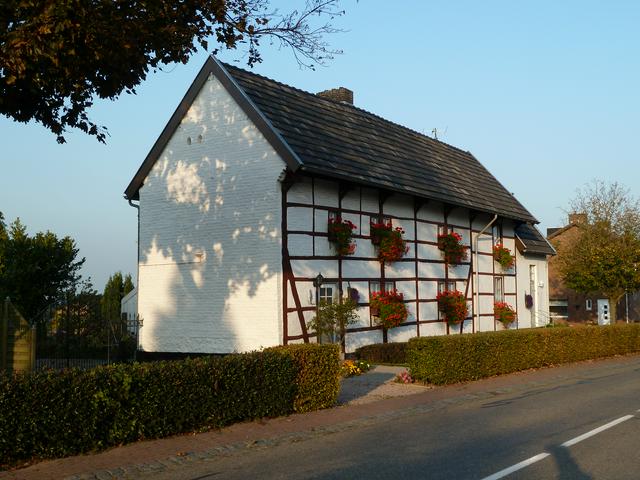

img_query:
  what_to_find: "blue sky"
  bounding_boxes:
[1,0,639,291]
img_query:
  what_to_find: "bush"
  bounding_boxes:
[0,344,339,467]
[408,324,640,385]
[356,342,407,364]
[268,344,340,413]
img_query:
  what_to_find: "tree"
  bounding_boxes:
[0,216,85,321]
[0,0,343,143]
[101,272,134,345]
[558,181,640,323]
[307,298,359,356]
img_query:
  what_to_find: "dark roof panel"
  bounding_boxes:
[224,63,537,223]
[515,224,556,256]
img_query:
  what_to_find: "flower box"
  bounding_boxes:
[494,301,516,326]
[369,290,407,329]
[437,232,467,265]
[328,217,357,256]
[370,220,408,263]
[493,244,515,270]
[436,290,468,325]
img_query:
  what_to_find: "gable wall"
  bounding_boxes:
[137,74,285,353]
[284,177,521,352]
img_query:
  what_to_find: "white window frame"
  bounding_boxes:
[494,276,504,302]
[586,299,593,311]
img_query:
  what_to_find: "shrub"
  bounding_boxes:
[436,290,468,325]
[370,290,408,329]
[0,344,339,466]
[268,344,340,413]
[356,342,407,364]
[407,324,640,385]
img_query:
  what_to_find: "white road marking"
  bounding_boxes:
[561,415,634,447]
[481,414,636,480]
[480,453,551,480]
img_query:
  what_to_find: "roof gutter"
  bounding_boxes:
[474,214,498,331]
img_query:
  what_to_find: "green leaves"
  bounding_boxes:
[0,344,340,466]
[408,325,640,385]
[0,216,84,322]
[0,0,344,142]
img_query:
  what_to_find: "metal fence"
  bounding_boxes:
[33,294,137,371]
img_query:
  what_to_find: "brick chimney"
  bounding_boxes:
[317,87,353,104]
[568,213,587,225]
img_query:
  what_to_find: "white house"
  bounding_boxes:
[124,56,554,355]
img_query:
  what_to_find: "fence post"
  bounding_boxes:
[1,297,9,372]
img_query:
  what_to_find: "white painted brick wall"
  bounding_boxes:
[137,74,284,353]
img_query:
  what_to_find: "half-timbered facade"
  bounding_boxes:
[124,56,553,354]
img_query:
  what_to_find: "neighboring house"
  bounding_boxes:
[124,56,553,355]
[547,214,639,324]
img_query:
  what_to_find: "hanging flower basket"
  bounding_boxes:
[494,301,516,326]
[328,217,357,256]
[370,289,408,329]
[370,220,408,263]
[437,232,467,265]
[493,244,515,269]
[436,290,468,325]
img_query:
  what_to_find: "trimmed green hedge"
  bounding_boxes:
[408,324,640,385]
[355,342,407,364]
[0,344,339,466]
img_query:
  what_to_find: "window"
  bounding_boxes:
[438,224,454,236]
[494,276,504,302]
[492,223,503,245]
[369,280,395,294]
[371,215,391,226]
[549,299,569,319]
[318,284,337,304]
[438,280,456,293]
[586,299,593,311]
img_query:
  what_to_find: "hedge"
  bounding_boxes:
[0,344,339,467]
[408,324,640,385]
[355,342,407,364]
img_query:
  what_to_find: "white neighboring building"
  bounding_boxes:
[120,288,138,334]
[124,56,554,355]
[514,224,556,328]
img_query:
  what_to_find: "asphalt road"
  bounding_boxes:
[147,358,640,480]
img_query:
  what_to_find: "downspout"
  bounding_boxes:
[127,197,140,357]
[474,214,498,331]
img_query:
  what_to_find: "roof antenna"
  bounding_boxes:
[432,128,438,140]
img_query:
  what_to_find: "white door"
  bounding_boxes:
[529,265,539,326]
[597,299,610,325]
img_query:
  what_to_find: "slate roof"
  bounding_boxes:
[515,224,556,256]
[125,56,537,223]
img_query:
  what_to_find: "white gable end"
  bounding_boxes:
[137,73,285,353]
